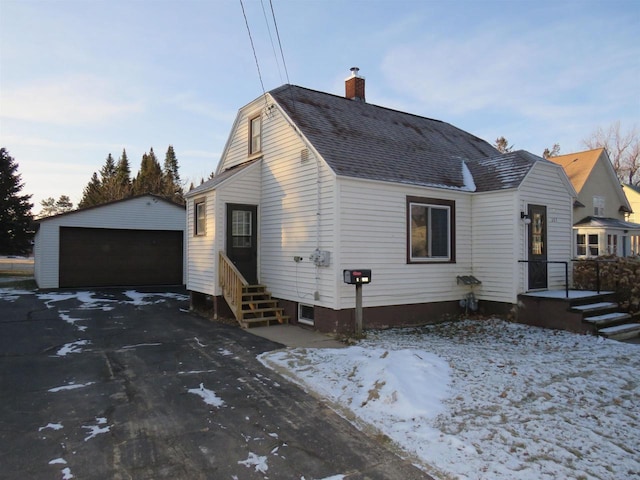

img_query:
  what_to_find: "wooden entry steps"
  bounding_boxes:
[569,294,640,341]
[238,284,289,329]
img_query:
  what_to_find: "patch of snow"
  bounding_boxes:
[48,458,67,465]
[58,312,88,332]
[39,422,63,432]
[259,319,640,480]
[194,337,207,347]
[56,340,90,356]
[461,161,477,192]
[177,369,217,375]
[120,343,162,349]
[82,417,110,442]
[48,381,95,393]
[238,452,268,473]
[123,290,188,305]
[61,467,74,479]
[219,348,234,356]
[0,288,34,301]
[37,291,115,311]
[188,383,225,408]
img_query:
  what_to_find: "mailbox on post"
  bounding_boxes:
[343,269,371,335]
[343,269,371,285]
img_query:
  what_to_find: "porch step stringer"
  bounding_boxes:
[238,284,289,329]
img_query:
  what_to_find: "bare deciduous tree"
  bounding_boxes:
[583,122,640,185]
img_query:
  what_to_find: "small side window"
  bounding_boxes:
[194,200,206,236]
[249,115,261,155]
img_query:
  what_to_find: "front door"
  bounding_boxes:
[528,204,547,290]
[226,204,258,284]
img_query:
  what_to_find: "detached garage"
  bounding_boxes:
[34,195,186,289]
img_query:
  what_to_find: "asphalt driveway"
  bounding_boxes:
[0,286,432,480]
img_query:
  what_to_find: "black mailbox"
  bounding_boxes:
[343,269,372,284]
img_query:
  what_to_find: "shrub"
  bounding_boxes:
[573,255,640,313]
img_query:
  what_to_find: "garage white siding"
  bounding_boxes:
[35,195,185,289]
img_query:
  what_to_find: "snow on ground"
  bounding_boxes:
[259,318,640,480]
[188,383,225,408]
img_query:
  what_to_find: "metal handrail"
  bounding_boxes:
[518,260,569,298]
[571,258,617,294]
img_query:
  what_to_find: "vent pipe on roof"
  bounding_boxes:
[345,67,365,102]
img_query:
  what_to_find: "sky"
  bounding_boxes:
[1,0,639,213]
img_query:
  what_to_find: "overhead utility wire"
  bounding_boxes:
[260,0,283,84]
[239,0,267,104]
[269,0,291,86]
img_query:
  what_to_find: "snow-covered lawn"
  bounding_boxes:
[259,319,640,480]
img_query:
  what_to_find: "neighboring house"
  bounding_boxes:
[34,194,186,289]
[549,148,640,257]
[622,183,640,224]
[186,69,575,333]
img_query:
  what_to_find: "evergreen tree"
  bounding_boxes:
[114,149,132,198]
[38,195,73,218]
[0,148,34,255]
[133,148,163,196]
[78,172,103,208]
[162,145,184,204]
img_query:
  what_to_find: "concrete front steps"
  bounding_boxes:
[570,294,640,341]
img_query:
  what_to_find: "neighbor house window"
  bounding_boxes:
[593,196,605,217]
[232,210,252,247]
[249,115,261,155]
[194,200,206,236]
[577,233,598,256]
[407,196,455,263]
[607,234,618,255]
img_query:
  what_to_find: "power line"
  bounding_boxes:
[260,0,283,85]
[239,0,266,99]
[269,0,291,86]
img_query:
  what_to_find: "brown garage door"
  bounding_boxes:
[59,227,183,288]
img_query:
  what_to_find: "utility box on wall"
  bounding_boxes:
[343,269,372,285]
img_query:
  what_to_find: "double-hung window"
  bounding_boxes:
[249,115,261,155]
[407,196,455,263]
[194,200,206,236]
[576,233,598,256]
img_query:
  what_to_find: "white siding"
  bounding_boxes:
[470,190,519,304]
[336,178,473,309]
[519,163,574,292]
[257,108,336,308]
[35,196,186,289]
[186,190,217,295]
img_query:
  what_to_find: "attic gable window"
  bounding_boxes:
[249,115,261,155]
[593,196,605,217]
[407,196,456,263]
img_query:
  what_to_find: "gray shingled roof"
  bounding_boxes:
[269,84,517,191]
[466,150,552,192]
[186,158,260,197]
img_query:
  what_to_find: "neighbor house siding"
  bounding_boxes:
[35,196,185,289]
[519,163,574,291]
[470,190,519,304]
[336,177,473,310]
[575,156,626,220]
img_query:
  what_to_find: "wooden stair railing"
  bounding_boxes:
[219,251,289,328]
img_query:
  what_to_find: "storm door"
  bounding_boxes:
[528,204,547,290]
[226,204,258,284]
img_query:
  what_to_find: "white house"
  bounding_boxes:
[34,194,186,289]
[185,70,575,333]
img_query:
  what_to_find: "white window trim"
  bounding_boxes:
[408,200,452,262]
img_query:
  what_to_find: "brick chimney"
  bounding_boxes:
[345,67,365,102]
